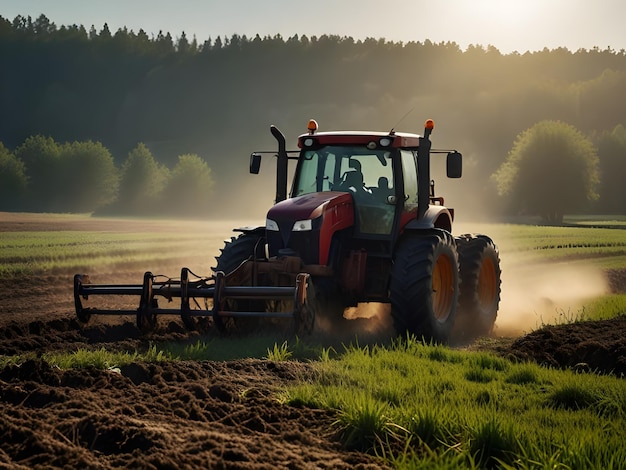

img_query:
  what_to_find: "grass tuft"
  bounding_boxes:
[505,365,539,385]
[334,395,393,451]
[44,347,140,370]
[547,383,598,411]
[465,366,496,383]
[469,417,519,468]
[407,408,447,449]
[265,341,293,361]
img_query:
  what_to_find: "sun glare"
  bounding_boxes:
[445,0,549,52]
[471,0,538,25]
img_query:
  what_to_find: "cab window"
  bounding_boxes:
[400,150,418,205]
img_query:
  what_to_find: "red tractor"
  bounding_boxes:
[74,119,501,342]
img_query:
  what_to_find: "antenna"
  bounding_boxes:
[389,106,416,134]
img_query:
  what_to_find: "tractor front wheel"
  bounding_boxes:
[390,230,459,343]
[213,231,266,334]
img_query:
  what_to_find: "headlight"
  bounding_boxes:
[266,218,279,231]
[292,219,312,231]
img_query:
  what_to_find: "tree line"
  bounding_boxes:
[0,136,214,216]
[1,14,625,219]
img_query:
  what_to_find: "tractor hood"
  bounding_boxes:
[266,192,354,265]
[267,191,353,223]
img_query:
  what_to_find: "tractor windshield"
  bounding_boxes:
[294,146,393,197]
[293,146,396,234]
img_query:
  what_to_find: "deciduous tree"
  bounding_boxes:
[58,140,119,212]
[492,120,600,224]
[596,124,626,214]
[14,135,61,211]
[116,143,169,214]
[0,142,27,210]
[160,154,214,216]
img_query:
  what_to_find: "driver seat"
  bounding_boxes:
[342,170,364,192]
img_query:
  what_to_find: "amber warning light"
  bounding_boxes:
[425,119,435,130]
[307,119,318,134]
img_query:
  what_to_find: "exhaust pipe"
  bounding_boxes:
[271,125,288,203]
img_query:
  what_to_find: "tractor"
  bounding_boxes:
[74,119,501,342]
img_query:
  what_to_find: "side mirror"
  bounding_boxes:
[446,151,462,178]
[250,153,261,174]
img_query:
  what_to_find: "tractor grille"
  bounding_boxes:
[267,229,320,265]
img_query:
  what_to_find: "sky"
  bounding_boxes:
[2,0,625,54]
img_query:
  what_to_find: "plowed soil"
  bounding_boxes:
[1,215,625,469]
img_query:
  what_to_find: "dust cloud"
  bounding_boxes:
[311,303,396,347]
[494,255,609,336]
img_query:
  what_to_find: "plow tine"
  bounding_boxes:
[73,266,309,334]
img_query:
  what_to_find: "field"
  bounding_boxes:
[1,212,625,468]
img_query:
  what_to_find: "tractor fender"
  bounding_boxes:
[233,226,266,235]
[404,205,453,233]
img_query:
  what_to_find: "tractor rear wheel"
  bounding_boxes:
[454,234,501,339]
[389,230,459,343]
[213,232,266,334]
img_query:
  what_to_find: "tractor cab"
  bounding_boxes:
[259,119,461,271]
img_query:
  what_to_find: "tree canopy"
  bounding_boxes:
[114,143,169,214]
[7,135,214,216]
[58,141,120,212]
[596,124,626,214]
[14,135,62,211]
[0,142,27,210]
[160,154,215,215]
[492,121,600,224]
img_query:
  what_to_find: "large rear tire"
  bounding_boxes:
[213,232,266,334]
[454,234,501,339]
[390,230,459,343]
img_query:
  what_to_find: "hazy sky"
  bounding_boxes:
[2,0,625,54]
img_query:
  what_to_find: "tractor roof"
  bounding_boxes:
[297,131,422,149]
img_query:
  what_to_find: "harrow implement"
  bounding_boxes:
[73,267,314,334]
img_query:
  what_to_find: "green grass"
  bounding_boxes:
[580,294,626,321]
[286,336,626,468]
[42,344,172,369]
[161,334,322,361]
[565,214,626,228]
[265,340,294,361]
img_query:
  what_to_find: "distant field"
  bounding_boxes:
[0,213,258,279]
[455,217,626,269]
[2,213,626,277]
[2,214,625,272]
